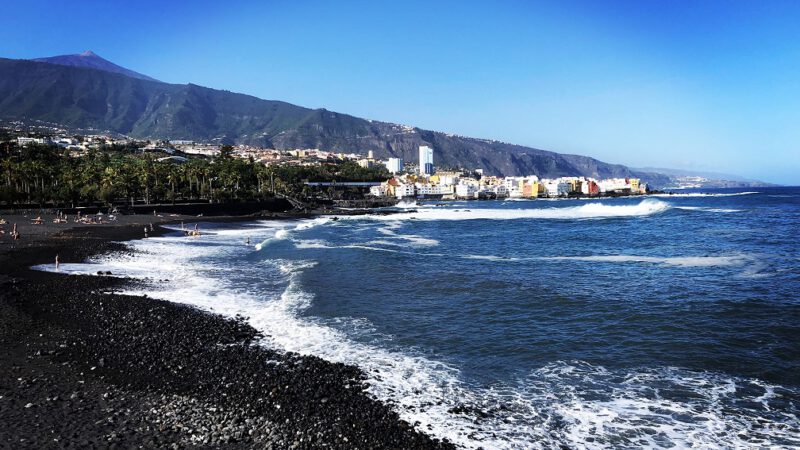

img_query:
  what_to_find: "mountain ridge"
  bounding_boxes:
[1,56,675,185]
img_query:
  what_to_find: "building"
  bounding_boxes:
[369,185,387,197]
[17,137,50,146]
[419,145,434,175]
[429,171,460,186]
[395,182,416,199]
[542,180,572,197]
[597,178,628,193]
[581,179,600,196]
[492,184,509,197]
[455,183,478,199]
[415,183,453,197]
[385,157,404,174]
[522,181,540,198]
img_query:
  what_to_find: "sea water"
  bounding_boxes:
[41,187,800,448]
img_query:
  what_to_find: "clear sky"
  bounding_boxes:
[2,0,799,184]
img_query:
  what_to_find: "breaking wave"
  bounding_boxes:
[538,254,750,267]
[675,206,743,213]
[255,218,330,250]
[651,191,759,197]
[353,199,671,221]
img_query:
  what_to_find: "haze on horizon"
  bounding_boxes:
[3,0,799,185]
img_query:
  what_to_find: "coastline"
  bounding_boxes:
[0,212,453,449]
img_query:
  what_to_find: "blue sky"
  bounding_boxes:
[2,0,799,184]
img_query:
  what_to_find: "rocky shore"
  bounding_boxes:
[0,213,454,449]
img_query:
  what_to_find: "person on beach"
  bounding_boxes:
[55,254,59,270]
[246,236,251,245]
[144,227,149,238]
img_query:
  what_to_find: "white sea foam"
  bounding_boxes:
[462,254,520,262]
[526,362,800,449]
[376,225,440,246]
[293,239,334,249]
[539,255,749,267]
[395,199,419,209]
[255,218,330,250]
[650,191,759,197]
[348,199,672,222]
[458,254,754,269]
[675,206,743,213]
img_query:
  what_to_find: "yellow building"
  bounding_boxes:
[522,181,541,198]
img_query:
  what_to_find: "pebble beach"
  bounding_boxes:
[0,211,453,449]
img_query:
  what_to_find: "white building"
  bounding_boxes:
[597,178,628,193]
[492,184,509,197]
[542,180,571,197]
[419,145,434,175]
[385,157,404,174]
[415,183,454,197]
[369,185,387,197]
[455,183,478,199]
[17,137,49,146]
[395,183,416,199]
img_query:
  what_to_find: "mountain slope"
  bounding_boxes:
[0,57,670,185]
[32,50,159,82]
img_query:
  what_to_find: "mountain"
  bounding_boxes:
[0,56,672,185]
[32,50,159,82]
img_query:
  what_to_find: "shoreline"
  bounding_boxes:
[0,212,453,449]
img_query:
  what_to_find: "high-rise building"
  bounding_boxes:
[385,157,404,174]
[419,145,434,175]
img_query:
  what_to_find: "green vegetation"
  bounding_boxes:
[0,143,390,207]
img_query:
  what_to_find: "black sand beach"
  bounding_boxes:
[0,211,453,449]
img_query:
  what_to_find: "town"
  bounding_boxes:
[1,120,650,207]
[365,145,648,200]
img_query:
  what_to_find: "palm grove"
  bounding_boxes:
[0,142,390,207]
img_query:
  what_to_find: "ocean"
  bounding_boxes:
[42,187,800,448]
